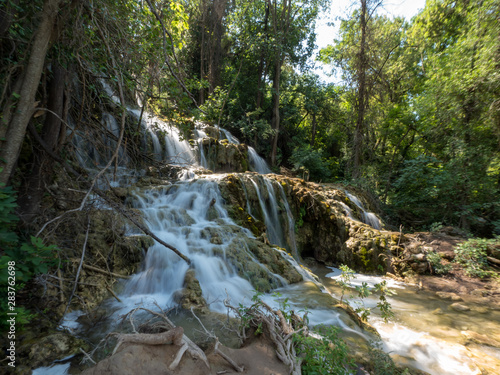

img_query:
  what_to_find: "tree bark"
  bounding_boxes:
[18,62,67,222]
[310,112,317,147]
[270,53,281,166]
[0,0,63,186]
[352,0,367,180]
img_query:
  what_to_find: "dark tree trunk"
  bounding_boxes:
[0,0,63,186]
[310,112,317,147]
[18,62,67,223]
[353,0,367,180]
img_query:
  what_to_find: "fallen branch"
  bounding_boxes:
[487,256,500,267]
[70,262,130,279]
[112,326,184,355]
[63,216,90,317]
[122,306,210,369]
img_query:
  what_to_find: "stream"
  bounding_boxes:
[34,98,500,374]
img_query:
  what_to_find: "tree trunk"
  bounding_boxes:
[270,54,281,166]
[310,112,317,147]
[17,62,67,223]
[0,0,62,186]
[352,0,367,180]
[208,0,227,94]
[255,2,270,110]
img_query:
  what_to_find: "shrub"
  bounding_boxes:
[454,238,496,278]
[295,325,353,375]
[426,251,452,275]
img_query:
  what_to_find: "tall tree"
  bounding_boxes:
[0,0,64,186]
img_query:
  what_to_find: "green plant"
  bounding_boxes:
[0,184,60,331]
[338,265,355,303]
[294,325,353,375]
[429,222,444,232]
[454,238,495,278]
[426,251,452,275]
[368,342,410,375]
[336,265,395,323]
[353,282,372,321]
[374,281,395,323]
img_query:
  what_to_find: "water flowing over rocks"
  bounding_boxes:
[21,90,500,375]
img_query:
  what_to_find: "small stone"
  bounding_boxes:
[450,302,470,312]
[436,291,462,301]
[432,308,444,315]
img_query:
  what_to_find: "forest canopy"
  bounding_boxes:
[0,0,499,236]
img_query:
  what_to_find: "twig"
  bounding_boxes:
[190,307,243,372]
[79,348,96,365]
[63,216,90,317]
[73,262,130,279]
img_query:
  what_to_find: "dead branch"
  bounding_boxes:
[112,326,184,355]
[70,261,130,279]
[223,296,302,375]
[121,306,210,369]
[63,216,90,317]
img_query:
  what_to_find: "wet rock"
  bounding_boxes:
[27,332,86,368]
[450,302,471,312]
[461,330,500,348]
[436,292,463,301]
[432,308,444,315]
[179,269,207,310]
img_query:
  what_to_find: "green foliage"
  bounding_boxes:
[374,281,395,323]
[0,185,59,331]
[337,265,395,323]
[290,145,332,182]
[453,238,496,278]
[368,342,410,375]
[295,325,353,375]
[426,251,452,275]
[338,265,355,304]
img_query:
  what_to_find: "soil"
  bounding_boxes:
[81,333,289,375]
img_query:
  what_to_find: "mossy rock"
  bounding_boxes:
[25,332,87,369]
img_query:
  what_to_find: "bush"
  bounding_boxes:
[0,183,59,331]
[454,238,496,278]
[426,251,452,275]
[295,325,353,375]
[290,145,332,182]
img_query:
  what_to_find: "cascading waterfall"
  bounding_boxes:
[120,178,284,313]
[58,84,500,375]
[194,127,208,169]
[250,178,286,249]
[221,128,271,174]
[129,109,197,166]
[345,191,382,230]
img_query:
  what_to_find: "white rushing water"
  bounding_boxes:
[120,178,256,313]
[345,191,382,230]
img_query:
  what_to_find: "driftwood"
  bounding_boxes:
[224,297,303,375]
[118,306,210,369]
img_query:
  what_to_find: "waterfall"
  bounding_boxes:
[120,178,286,312]
[221,128,271,174]
[250,178,286,248]
[129,109,197,166]
[248,147,272,174]
[277,182,299,258]
[345,191,382,230]
[194,127,208,169]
